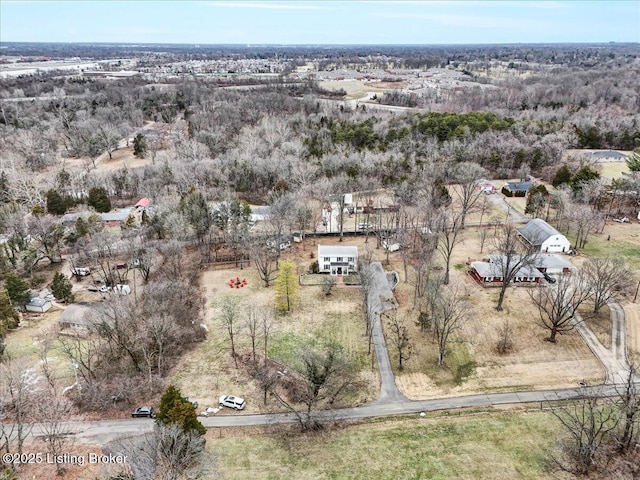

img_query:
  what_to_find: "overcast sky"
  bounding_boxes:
[1,1,639,45]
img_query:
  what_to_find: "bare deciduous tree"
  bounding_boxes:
[217,295,242,368]
[435,207,463,285]
[384,309,412,370]
[427,280,471,367]
[613,362,640,452]
[492,223,538,311]
[253,243,279,288]
[450,161,486,229]
[529,271,592,343]
[271,344,358,431]
[582,256,632,314]
[552,393,618,475]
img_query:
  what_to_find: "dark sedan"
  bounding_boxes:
[132,406,155,418]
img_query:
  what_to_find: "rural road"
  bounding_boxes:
[486,192,529,223]
[26,383,635,445]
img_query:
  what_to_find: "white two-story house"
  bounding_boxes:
[318,245,358,275]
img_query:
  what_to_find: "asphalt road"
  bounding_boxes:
[26,383,635,445]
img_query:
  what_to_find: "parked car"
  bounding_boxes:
[219,395,246,410]
[543,272,556,284]
[71,267,90,276]
[113,284,131,295]
[613,217,630,223]
[132,406,155,418]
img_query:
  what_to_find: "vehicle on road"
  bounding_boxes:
[71,267,90,276]
[132,406,155,418]
[219,395,245,410]
[613,217,630,223]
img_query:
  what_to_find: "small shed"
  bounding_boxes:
[25,298,52,313]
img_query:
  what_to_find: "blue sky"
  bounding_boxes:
[1,1,639,44]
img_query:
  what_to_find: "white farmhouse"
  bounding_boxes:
[517,219,571,253]
[317,245,358,275]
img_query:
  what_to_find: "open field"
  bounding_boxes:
[168,251,379,414]
[319,79,409,100]
[579,221,640,271]
[598,160,630,180]
[208,410,574,480]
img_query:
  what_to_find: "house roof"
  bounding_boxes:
[592,150,625,159]
[472,260,543,279]
[134,197,151,208]
[60,211,92,224]
[100,208,133,222]
[470,261,503,278]
[505,181,534,192]
[517,219,564,246]
[26,298,51,308]
[318,245,358,257]
[58,302,98,327]
[534,254,573,270]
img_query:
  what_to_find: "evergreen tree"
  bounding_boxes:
[626,148,640,172]
[88,186,111,213]
[51,272,74,303]
[0,171,10,205]
[275,259,298,313]
[4,272,30,308]
[133,133,147,159]
[0,289,20,357]
[552,165,572,187]
[0,289,19,330]
[156,385,206,436]
[46,189,68,215]
[570,165,601,191]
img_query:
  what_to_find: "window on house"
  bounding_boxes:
[323,263,330,270]
[336,257,343,262]
[348,257,354,262]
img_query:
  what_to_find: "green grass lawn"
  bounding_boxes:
[208,411,572,480]
[581,235,640,270]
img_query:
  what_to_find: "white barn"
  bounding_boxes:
[318,245,358,275]
[517,219,571,253]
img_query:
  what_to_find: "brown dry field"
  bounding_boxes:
[61,145,152,174]
[625,301,640,364]
[319,79,409,100]
[383,228,605,399]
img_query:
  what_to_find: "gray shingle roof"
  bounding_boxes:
[517,219,561,246]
